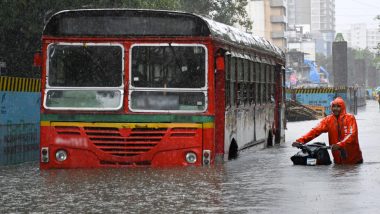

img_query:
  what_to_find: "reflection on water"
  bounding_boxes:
[1,101,380,213]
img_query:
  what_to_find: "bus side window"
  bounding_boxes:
[225,55,231,108]
[266,64,270,103]
[249,60,254,104]
[243,58,249,105]
[271,65,275,102]
[237,58,243,106]
[255,62,260,105]
[230,57,236,107]
[257,62,261,105]
[261,63,265,104]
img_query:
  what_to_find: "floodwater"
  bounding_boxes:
[1,101,380,213]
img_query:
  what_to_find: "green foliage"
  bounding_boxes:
[346,47,378,86]
[353,48,374,61]
[179,0,252,30]
[0,0,250,77]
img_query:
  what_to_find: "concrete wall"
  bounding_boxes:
[0,76,41,165]
[332,41,348,87]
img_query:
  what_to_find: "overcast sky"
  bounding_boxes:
[335,0,380,32]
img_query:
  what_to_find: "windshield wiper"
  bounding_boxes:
[168,43,183,74]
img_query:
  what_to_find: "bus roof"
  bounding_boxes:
[43,9,284,58]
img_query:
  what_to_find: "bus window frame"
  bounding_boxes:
[266,63,270,103]
[255,62,260,105]
[44,42,125,111]
[271,65,275,101]
[243,58,249,105]
[237,58,244,106]
[128,43,208,113]
[261,63,266,104]
[249,60,254,104]
[230,57,236,108]
[46,42,125,88]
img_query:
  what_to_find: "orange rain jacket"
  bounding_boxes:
[296,97,363,164]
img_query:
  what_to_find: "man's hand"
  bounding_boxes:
[332,144,347,159]
[292,142,303,148]
[331,144,341,151]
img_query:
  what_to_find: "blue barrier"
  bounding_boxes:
[286,92,335,115]
[285,87,364,116]
[0,91,40,165]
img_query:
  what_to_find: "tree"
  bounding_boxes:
[179,0,252,30]
[347,48,378,87]
[0,0,251,77]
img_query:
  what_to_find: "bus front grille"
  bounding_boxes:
[53,124,201,158]
[84,127,166,157]
[55,126,81,135]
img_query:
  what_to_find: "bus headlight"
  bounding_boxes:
[55,150,68,162]
[185,152,197,164]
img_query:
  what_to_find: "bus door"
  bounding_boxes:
[274,64,285,143]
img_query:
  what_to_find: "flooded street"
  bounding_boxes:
[1,101,380,213]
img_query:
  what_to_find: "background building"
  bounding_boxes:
[287,25,316,61]
[245,0,287,49]
[341,23,380,53]
[287,0,335,56]
[367,28,380,53]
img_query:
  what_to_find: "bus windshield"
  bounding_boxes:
[131,45,206,88]
[44,43,124,110]
[130,45,207,112]
[48,44,123,87]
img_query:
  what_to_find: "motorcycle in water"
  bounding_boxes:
[291,142,347,165]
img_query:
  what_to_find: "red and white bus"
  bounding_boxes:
[37,9,286,169]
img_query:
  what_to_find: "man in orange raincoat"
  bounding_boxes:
[292,97,363,164]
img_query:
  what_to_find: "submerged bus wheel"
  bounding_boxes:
[275,128,281,144]
[267,131,274,147]
[228,139,238,160]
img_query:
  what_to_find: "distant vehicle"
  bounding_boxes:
[37,9,286,169]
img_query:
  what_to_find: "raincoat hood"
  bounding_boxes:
[330,97,347,115]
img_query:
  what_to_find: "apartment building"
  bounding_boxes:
[287,0,335,56]
[245,0,287,49]
[341,23,380,53]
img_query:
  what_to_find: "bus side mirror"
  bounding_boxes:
[216,55,225,72]
[33,51,42,67]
